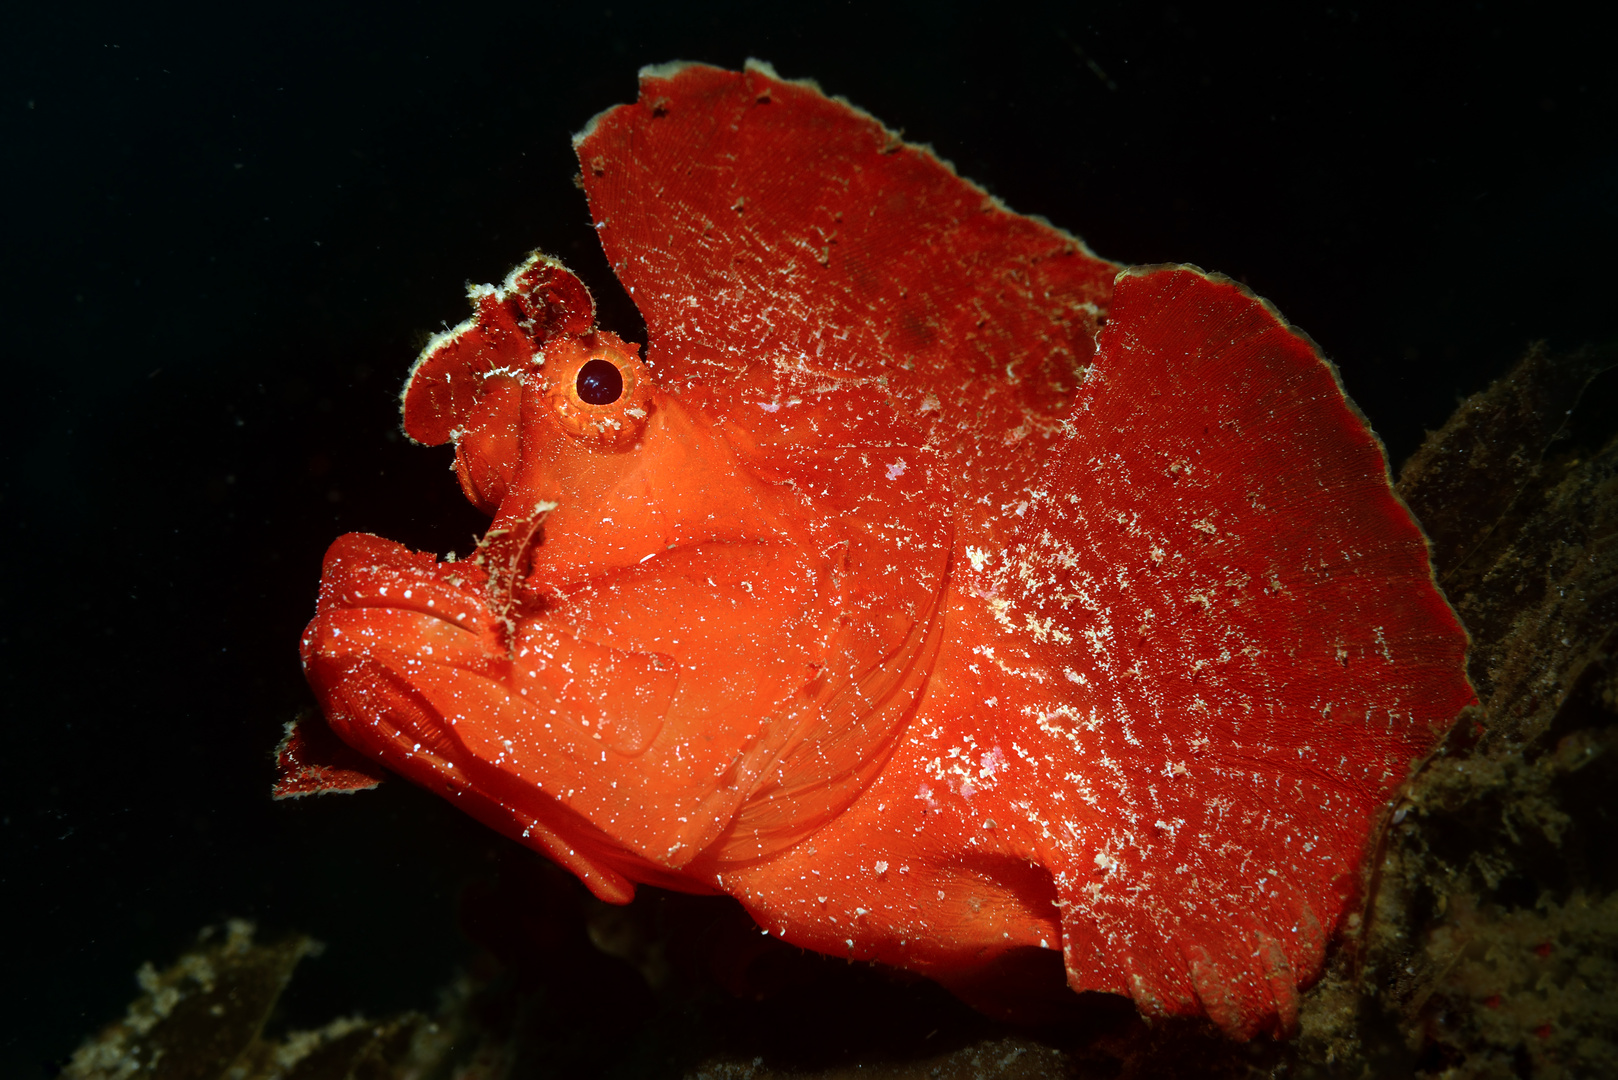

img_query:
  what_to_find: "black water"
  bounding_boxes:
[3,3,1613,1077]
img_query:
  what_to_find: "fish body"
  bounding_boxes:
[299,61,1475,1037]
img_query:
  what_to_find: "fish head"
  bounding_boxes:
[400,250,629,514]
[304,251,952,882]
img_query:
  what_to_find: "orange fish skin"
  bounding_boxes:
[300,62,1475,1039]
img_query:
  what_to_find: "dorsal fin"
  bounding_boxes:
[574,62,1118,510]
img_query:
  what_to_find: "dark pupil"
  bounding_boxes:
[575,358,623,405]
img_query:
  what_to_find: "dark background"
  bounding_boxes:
[3,2,1613,1076]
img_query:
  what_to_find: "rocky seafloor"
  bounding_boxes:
[60,345,1618,1080]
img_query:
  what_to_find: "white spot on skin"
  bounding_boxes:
[1372,626,1393,661]
[886,459,907,481]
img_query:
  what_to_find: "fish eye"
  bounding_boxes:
[541,334,653,449]
[576,358,623,405]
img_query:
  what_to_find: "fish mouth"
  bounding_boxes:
[299,530,665,901]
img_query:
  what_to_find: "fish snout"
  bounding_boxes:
[302,532,510,690]
[300,533,512,809]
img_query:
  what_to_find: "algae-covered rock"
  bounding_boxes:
[686,1037,1074,1079]
[60,923,451,1080]
[63,921,314,1080]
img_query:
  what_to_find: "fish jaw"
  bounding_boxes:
[298,527,833,877]
[297,532,662,901]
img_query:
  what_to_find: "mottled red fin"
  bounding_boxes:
[575,61,1116,465]
[992,266,1474,1036]
[271,711,386,799]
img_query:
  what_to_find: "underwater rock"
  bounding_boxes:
[60,922,445,1080]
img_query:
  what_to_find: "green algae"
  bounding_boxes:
[59,923,452,1080]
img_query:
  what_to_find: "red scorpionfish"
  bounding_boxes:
[292,61,1476,1038]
